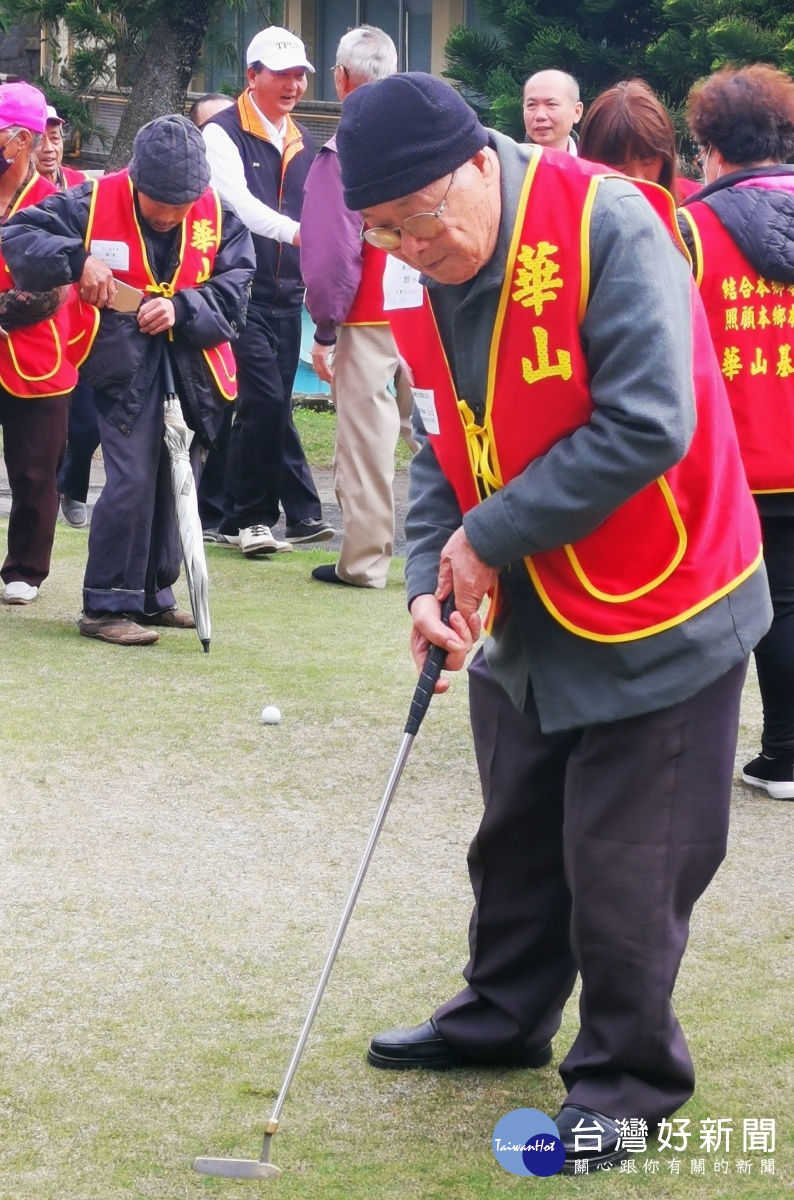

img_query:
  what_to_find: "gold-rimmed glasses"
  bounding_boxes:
[362,171,457,251]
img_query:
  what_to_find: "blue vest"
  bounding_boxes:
[208,101,314,312]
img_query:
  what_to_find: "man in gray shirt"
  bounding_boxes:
[336,74,771,1174]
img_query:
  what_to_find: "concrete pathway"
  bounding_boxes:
[0,451,410,557]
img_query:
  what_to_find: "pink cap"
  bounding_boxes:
[45,104,65,125]
[0,82,48,134]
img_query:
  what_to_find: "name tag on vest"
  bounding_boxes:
[383,258,423,310]
[411,387,439,435]
[89,239,130,271]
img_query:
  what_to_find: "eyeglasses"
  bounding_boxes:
[362,172,457,251]
[695,145,709,171]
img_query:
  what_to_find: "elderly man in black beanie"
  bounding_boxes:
[3,114,255,645]
[336,73,771,1172]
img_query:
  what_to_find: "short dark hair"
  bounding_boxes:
[578,79,677,193]
[686,64,794,165]
[188,92,232,128]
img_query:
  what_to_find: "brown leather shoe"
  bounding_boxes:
[77,613,160,646]
[139,608,196,629]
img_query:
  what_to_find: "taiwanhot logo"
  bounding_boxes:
[492,1107,566,1177]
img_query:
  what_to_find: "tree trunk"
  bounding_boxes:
[107,0,216,170]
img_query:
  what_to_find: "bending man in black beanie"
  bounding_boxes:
[2,114,255,644]
[336,73,771,1172]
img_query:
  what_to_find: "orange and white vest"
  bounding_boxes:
[388,150,762,642]
[0,172,78,397]
[344,242,388,326]
[681,199,794,493]
[81,170,237,399]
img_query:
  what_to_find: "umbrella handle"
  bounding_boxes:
[161,342,177,397]
[404,592,456,737]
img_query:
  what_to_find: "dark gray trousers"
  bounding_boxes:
[83,389,183,617]
[435,650,747,1126]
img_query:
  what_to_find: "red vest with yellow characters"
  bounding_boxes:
[388,150,762,643]
[0,172,78,397]
[81,170,237,399]
[680,199,794,493]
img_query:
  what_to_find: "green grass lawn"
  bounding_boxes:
[0,468,791,1197]
[293,403,414,471]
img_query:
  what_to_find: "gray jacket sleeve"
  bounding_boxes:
[463,185,695,569]
[404,424,464,609]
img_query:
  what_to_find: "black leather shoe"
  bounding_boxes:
[284,518,335,544]
[367,1016,553,1070]
[555,1105,628,1174]
[311,563,358,587]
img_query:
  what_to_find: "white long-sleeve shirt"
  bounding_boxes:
[202,101,299,245]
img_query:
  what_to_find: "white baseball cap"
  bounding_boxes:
[45,104,65,125]
[246,26,314,73]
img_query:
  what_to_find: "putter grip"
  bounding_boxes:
[404,593,456,736]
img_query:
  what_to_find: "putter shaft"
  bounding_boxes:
[192,596,455,1180]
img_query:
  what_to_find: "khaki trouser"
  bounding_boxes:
[331,324,417,588]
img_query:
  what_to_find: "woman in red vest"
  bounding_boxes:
[679,64,794,801]
[578,79,698,204]
[0,82,76,607]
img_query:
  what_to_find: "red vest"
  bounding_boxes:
[53,164,97,367]
[681,199,794,493]
[0,172,78,397]
[344,242,388,326]
[61,165,88,188]
[82,170,237,399]
[389,151,762,642]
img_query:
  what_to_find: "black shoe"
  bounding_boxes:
[741,753,794,800]
[555,1105,627,1175]
[311,563,358,587]
[367,1016,552,1071]
[284,518,336,544]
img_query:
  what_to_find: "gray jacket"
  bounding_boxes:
[405,133,771,733]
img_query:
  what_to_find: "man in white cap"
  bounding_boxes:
[202,27,335,556]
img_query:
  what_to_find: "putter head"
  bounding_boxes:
[193,1156,282,1180]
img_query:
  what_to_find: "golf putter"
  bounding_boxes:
[193,594,457,1181]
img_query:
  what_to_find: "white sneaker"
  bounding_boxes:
[202,529,240,546]
[4,581,39,604]
[239,524,293,557]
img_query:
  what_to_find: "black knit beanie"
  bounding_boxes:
[129,114,211,205]
[338,72,488,210]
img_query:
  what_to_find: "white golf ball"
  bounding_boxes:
[260,705,281,725]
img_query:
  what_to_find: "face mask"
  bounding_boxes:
[0,134,19,178]
[701,146,711,185]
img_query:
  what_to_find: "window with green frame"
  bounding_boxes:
[314,0,431,101]
[192,1,285,95]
